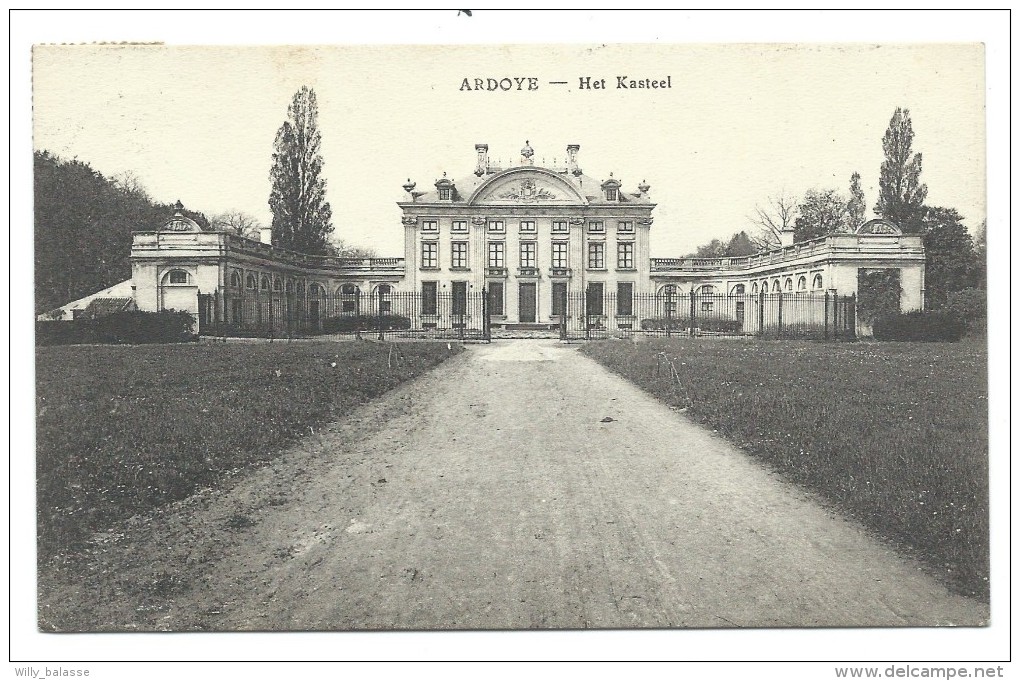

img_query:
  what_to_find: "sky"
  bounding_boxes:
[13,10,1010,669]
[32,41,985,258]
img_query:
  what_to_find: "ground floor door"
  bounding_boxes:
[519,283,537,323]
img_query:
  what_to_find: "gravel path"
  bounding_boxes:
[39,339,989,631]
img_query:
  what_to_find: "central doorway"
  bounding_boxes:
[518,282,537,323]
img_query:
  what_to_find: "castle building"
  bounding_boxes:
[397,141,655,328]
[40,142,927,337]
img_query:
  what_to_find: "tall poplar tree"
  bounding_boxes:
[847,171,866,227]
[875,108,927,233]
[269,86,333,255]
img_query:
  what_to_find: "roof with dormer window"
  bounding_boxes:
[401,165,653,206]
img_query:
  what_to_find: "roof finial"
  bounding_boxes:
[520,140,534,165]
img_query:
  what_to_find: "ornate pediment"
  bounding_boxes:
[496,178,557,202]
[469,168,586,205]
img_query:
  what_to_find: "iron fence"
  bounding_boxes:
[556,290,856,341]
[197,287,855,342]
[198,289,490,340]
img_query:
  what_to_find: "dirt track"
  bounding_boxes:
[38,339,989,631]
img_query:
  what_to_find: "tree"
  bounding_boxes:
[328,239,378,259]
[691,238,728,258]
[875,108,927,233]
[748,191,798,250]
[687,230,758,258]
[920,207,977,309]
[847,171,866,227]
[211,210,263,240]
[971,220,987,289]
[269,86,333,255]
[111,170,151,201]
[794,189,853,242]
[34,151,203,313]
[726,231,757,256]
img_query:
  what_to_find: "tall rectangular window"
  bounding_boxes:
[587,242,605,269]
[488,282,504,316]
[421,281,438,315]
[617,282,634,316]
[452,281,467,316]
[617,242,634,269]
[451,220,468,233]
[421,220,438,232]
[552,220,569,233]
[519,220,536,233]
[421,241,438,269]
[520,242,536,268]
[438,188,451,201]
[586,283,604,316]
[552,282,567,316]
[451,241,468,269]
[487,241,505,268]
[551,241,568,268]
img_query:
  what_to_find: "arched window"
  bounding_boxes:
[812,274,824,290]
[230,271,242,288]
[246,274,257,290]
[167,269,189,285]
[273,277,283,292]
[376,284,393,312]
[797,276,807,291]
[751,282,759,295]
[731,284,745,295]
[296,281,305,295]
[309,283,323,296]
[285,279,294,293]
[260,276,270,291]
[772,280,781,292]
[699,284,715,295]
[760,280,769,293]
[340,284,360,314]
[784,278,793,291]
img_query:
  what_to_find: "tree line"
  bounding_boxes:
[34,152,209,314]
[686,108,986,312]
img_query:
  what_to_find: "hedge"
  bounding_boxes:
[36,310,196,346]
[872,311,967,342]
[640,317,743,333]
[321,314,413,333]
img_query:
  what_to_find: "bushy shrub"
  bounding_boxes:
[36,310,196,346]
[641,317,691,331]
[321,314,412,333]
[872,311,967,342]
[942,287,986,323]
[640,317,742,333]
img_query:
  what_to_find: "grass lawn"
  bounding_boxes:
[581,338,989,600]
[36,341,463,560]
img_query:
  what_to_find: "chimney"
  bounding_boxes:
[260,226,272,245]
[474,143,488,176]
[566,144,581,176]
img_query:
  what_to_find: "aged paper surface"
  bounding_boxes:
[14,9,1009,672]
